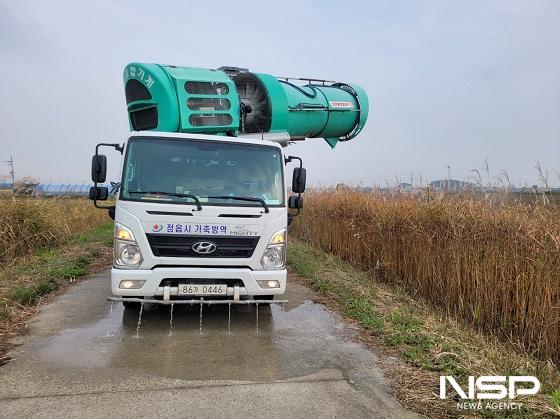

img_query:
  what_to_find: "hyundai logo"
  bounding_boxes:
[192,241,217,255]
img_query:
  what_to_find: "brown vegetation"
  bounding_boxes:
[290,190,560,364]
[0,198,112,359]
[0,197,109,266]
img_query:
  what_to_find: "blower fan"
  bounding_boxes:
[231,73,271,134]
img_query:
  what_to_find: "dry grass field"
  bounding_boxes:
[290,190,560,364]
[0,197,113,360]
[0,197,109,267]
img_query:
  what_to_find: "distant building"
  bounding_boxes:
[429,179,477,192]
[34,184,92,196]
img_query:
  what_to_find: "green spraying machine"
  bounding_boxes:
[123,63,369,148]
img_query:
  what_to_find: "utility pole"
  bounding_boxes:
[447,165,451,190]
[4,156,14,191]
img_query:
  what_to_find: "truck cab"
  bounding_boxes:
[90,62,367,306]
[91,131,305,304]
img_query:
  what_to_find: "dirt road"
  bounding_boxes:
[0,270,416,418]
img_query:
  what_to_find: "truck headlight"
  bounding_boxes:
[115,223,136,241]
[269,229,286,245]
[114,223,144,268]
[261,229,286,270]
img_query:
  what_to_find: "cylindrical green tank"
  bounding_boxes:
[123,63,369,148]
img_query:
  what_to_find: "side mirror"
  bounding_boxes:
[288,195,304,209]
[91,155,107,183]
[89,186,108,201]
[292,167,306,193]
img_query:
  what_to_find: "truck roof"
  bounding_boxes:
[128,131,284,150]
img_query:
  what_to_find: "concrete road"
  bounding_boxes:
[0,271,416,418]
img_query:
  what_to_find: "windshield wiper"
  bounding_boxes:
[126,190,202,210]
[206,196,269,213]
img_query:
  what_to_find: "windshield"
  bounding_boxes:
[120,137,284,207]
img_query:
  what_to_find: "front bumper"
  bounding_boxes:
[111,267,287,298]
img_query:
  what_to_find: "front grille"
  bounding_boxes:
[146,234,260,258]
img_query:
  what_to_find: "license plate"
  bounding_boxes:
[177,284,227,296]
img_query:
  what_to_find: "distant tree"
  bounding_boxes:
[13,177,39,195]
[14,176,39,187]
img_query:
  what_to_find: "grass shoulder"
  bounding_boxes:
[0,223,113,360]
[287,240,560,418]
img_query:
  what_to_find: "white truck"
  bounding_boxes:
[89,63,368,307]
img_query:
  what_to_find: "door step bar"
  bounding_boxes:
[108,296,288,305]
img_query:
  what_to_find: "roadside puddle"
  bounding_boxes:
[28,282,383,384]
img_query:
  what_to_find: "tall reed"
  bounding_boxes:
[290,190,560,363]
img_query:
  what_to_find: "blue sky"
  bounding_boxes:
[1,0,559,186]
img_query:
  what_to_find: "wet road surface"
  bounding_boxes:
[0,270,416,418]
